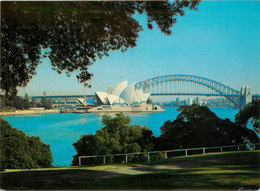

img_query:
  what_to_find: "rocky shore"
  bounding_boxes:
[0,109,60,116]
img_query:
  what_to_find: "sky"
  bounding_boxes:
[20,1,260,97]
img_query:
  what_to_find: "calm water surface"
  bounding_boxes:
[3,107,239,167]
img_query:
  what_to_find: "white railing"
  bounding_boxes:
[78,143,259,166]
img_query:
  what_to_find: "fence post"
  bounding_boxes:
[165,151,168,159]
[185,149,188,156]
[103,156,106,164]
[126,154,128,163]
[148,152,150,162]
[220,147,223,152]
[253,144,255,150]
[238,146,239,151]
[203,148,205,154]
[79,157,81,166]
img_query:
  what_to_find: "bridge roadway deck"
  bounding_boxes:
[32,94,260,99]
[151,93,242,97]
[32,95,95,99]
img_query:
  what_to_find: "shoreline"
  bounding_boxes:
[0,109,60,116]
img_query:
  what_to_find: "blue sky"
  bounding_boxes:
[21,1,260,96]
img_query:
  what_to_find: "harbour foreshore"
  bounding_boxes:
[0,109,60,116]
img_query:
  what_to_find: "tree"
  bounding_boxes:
[0,94,32,110]
[23,93,31,109]
[0,95,7,110]
[235,99,260,134]
[72,113,154,165]
[40,97,52,109]
[156,104,258,150]
[0,118,53,170]
[1,1,200,97]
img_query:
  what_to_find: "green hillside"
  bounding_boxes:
[1,150,259,190]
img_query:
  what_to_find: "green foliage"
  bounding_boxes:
[23,93,31,109]
[40,97,53,109]
[0,118,53,170]
[72,113,154,165]
[0,95,32,110]
[1,1,200,97]
[235,99,260,133]
[156,104,258,150]
[0,94,53,110]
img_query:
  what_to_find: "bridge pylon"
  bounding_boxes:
[240,85,252,108]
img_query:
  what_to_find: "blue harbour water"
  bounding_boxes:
[3,107,239,167]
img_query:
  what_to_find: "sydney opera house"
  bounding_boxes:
[87,81,164,112]
[95,81,150,106]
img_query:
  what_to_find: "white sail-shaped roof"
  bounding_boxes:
[132,89,143,104]
[112,81,128,97]
[120,83,136,105]
[113,97,127,105]
[95,91,109,105]
[107,94,119,105]
[141,93,151,103]
[94,81,151,106]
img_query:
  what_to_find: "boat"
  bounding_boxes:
[73,107,88,114]
[60,108,67,113]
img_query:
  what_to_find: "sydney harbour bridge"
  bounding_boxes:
[32,74,255,108]
[135,74,253,108]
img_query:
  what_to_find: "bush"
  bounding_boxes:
[72,113,154,165]
[0,118,53,170]
[155,104,259,150]
[235,99,260,134]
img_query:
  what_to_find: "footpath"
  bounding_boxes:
[105,164,183,176]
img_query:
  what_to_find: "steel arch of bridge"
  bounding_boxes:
[135,74,241,107]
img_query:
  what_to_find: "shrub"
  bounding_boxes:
[72,113,154,165]
[156,104,259,150]
[0,118,53,170]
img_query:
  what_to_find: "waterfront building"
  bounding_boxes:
[95,81,151,106]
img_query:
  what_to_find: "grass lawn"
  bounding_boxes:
[1,150,259,190]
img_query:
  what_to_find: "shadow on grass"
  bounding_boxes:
[100,171,260,190]
[1,166,259,190]
[148,151,259,168]
[1,168,128,190]
[1,151,259,190]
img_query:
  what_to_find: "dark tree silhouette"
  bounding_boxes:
[235,99,260,134]
[156,104,258,150]
[0,118,53,170]
[1,1,200,97]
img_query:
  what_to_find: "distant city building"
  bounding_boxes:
[195,97,202,105]
[187,98,193,105]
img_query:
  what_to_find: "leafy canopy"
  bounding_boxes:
[72,113,154,165]
[158,104,258,150]
[0,118,53,170]
[235,99,260,134]
[1,1,200,97]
